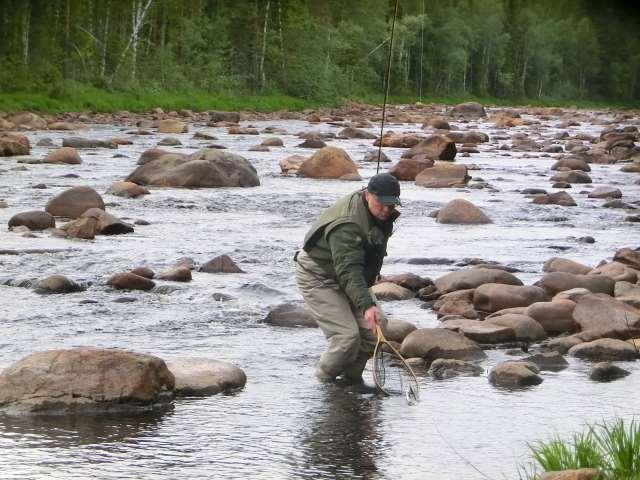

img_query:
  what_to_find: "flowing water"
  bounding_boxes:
[0,112,639,480]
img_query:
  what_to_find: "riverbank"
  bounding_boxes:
[1,83,638,115]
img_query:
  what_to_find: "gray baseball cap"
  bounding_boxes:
[367,173,401,205]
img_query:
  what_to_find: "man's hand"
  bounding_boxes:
[364,305,382,335]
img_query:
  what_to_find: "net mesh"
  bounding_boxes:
[372,344,420,403]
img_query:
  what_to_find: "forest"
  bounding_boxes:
[0,0,639,108]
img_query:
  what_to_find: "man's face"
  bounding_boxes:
[364,191,397,222]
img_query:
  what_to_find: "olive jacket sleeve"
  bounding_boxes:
[326,223,376,313]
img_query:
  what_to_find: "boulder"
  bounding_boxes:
[126,149,260,188]
[401,135,457,161]
[400,328,486,363]
[375,133,423,148]
[279,154,306,174]
[429,358,483,379]
[8,112,47,130]
[572,293,640,332]
[489,361,542,388]
[44,147,82,165]
[522,351,569,371]
[473,284,550,312]
[589,362,630,382]
[298,139,326,148]
[138,148,176,165]
[535,272,615,296]
[378,273,432,291]
[157,266,192,282]
[107,272,155,291]
[158,119,188,133]
[131,266,155,279]
[444,131,489,144]
[107,181,150,198]
[297,147,360,180]
[166,358,246,396]
[389,157,434,181]
[337,127,376,139]
[437,290,478,319]
[551,157,591,172]
[0,133,30,156]
[34,275,83,294]
[261,137,284,147]
[449,102,486,118]
[532,192,576,206]
[45,186,105,218]
[62,216,98,239]
[568,338,638,361]
[440,318,516,343]
[415,162,470,188]
[543,258,591,275]
[209,111,240,123]
[526,300,577,334]
[48,122,85,131]
[589,262,638,283]
[613,247,640,270]
[485,313,547,341]
[158,137,182,146]
[550,170,592,184]
[80,208,134,235]
[262,303,317,328]
[228,126,258,135]
[436,199,492,224]
[0,348,174,415]
[199,254,244,273]
[371,282,415,301]
[423,117,451,130]
[383,318,418,343]
[435,267,522,294]
[538,469,600,480]
[8,211,55,231]
[588,186,622,199]
[62,137,116,149]
[363,150,391,163]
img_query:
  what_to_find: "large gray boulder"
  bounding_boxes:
[436,199,492,224]
[473,284,550,312]
[535,272,615,296]
[543,258,592,275]
[126,149,259,187]
[34,275,83,294]
[262,303,317,328]
[401,134,457,161]
[572,293,640,332]
[429,358,483,379]
[485,313,547,342]
[415,162,470,188]
[440,318,516,344]
[489,361,542,388]
[568,338,638,361]
[526,300,577,334]
[8,211,55,231]
[435,267,522,294]
[449,102,486,118]
[80,208,134,235]
[400,328,486,363]
[0,348,174,415]
[45,186,105,218]
[0,133,30,156]
[166,358,246,396]
[297,147,360,180]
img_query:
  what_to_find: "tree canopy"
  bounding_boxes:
[0,0,638,103]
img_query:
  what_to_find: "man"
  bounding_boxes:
[295,173,401,386]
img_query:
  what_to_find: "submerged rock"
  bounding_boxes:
[166,358,246,396]
[489,361,542,388]
[262,303,317,328]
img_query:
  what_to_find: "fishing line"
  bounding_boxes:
[376,0,400,174]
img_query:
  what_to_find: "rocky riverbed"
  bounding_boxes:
[0,103,639,479]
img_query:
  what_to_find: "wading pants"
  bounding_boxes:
[295,249,385,381]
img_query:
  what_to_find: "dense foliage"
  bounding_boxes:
[0,0,638,104]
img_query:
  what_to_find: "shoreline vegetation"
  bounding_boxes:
[522,418,640,480]
[1,84,638,115]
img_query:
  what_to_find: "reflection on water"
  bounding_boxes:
[0,408,172,447]
[297,386,384,480]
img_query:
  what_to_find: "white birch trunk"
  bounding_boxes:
[111,0,153,83]
[22,3,30,65]
[259,0,271,89]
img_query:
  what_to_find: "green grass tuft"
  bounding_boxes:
[526,419,640,480]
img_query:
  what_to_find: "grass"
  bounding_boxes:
[0,82,638,114]
[524,419,640,480]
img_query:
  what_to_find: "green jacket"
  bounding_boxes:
[302,190,399,313]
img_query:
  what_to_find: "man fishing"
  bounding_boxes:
[295,173,401,388]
